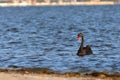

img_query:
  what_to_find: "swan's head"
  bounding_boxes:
[77,33,83,41]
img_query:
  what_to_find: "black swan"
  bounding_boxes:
[77,33,93,56]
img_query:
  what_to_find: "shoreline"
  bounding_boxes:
[0,1,117,7]
[0,72,107,80]
[0,68,120,80]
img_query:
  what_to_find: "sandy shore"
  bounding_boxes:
[0,72,109,80]
[0,1,115,7]
[0,68,119,80]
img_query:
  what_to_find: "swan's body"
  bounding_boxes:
[77,33,93,56]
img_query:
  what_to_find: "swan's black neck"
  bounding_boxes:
[80,36,84,51]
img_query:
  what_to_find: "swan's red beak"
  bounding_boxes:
[77,36,80,41]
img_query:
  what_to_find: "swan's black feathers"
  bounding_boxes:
[77,33,93,56]
[85,45,93,54]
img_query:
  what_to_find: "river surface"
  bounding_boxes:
[0,5,120,73]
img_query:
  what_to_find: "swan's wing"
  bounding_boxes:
[86,45,93,54]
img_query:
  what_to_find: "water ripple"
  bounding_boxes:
[0,5,120,73]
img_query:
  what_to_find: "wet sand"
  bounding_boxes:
[0,68,120,80]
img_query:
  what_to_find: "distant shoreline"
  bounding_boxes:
[0,1,117,7]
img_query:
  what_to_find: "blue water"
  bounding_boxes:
[0,5,120,73]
